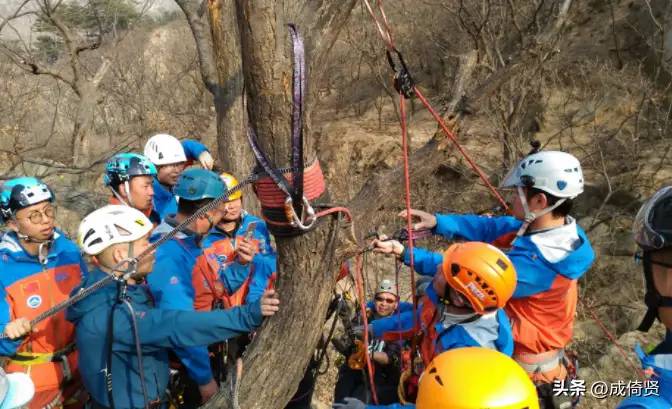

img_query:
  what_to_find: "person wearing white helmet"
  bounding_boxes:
[143,133,215,221]
[332,279,409,406]
[66,205,279,409]
[393,150,595,409]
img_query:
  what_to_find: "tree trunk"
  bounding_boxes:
[208,0,253,175]
[200,2,356,408]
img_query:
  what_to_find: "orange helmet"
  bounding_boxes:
[219,172,242,201]
[441,242,516,314]
[416,347,539,409]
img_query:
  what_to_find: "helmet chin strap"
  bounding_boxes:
[124,181,135,208]
[513,186,566,242]
[110,184,134,208]
[15,229,54,265]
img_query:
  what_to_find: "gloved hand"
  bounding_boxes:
[198,151,214,170]
[333,397,366,409]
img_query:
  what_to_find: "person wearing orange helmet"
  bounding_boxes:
[370,241,516,361]
[197,172,276,311]
[389,150,594,409]
[334,347,539,409]
[364,240,516,404]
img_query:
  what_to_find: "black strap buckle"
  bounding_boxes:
[386,48,415,99]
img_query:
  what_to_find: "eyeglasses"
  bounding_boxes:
[19,206,57,224]
[375,296,397,304]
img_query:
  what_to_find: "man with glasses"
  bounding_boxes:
[0,177,87,409]
[332,279,406,406]
[143,133,215,221]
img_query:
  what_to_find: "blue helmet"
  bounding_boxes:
[104,153,157,188]
[174,168,225,201]
[0,177,55,220]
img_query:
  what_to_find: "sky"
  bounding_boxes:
[0,0,180,41]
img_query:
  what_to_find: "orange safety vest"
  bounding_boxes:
[4,264,83,407]
[194,236,274,310]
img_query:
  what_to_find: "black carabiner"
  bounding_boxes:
[386,48,415,99]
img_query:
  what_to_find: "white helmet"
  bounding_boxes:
[144,133,187,166]
[500,150,583,240]
[78,205,153,256]
[500,151,584,199]
[376,279,398,297]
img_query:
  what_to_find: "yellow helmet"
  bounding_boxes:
[219,172,242,201]
[416,347,539,409]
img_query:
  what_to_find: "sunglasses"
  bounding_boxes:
[375,296,397,304]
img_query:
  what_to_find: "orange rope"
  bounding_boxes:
[354,254,379,404]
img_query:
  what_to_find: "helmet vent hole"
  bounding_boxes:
[82,229,96,243]
[88,238,103,247]
[496,258,508,270]
[433,375,444,386]
[114,225,132,237]
[451,263,460,276]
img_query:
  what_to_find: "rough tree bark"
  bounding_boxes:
[181,1,357,408]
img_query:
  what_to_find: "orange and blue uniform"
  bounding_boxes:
[196,212,276,311]
[146,219,215,388]
[0,230,87,409]
[431,213,595,378]
[373,247,513,364]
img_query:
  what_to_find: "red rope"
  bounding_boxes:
[413,87,509,211]
[253,161,326,208]
[399,94,418,334]
[360,0,509,212]
[353,254,379,404]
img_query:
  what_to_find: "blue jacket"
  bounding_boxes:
[431,214,595,298]
[66,268,263,409]
[616,342,672,409]
[152,139,209,220]
[431,213,595,354]
[0,230,87,356]
[371,285,513,356]
[202,211,276,304]
[146,220,213,386]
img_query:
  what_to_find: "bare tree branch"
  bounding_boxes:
[0,0,32,33]
[174,0,218,94]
